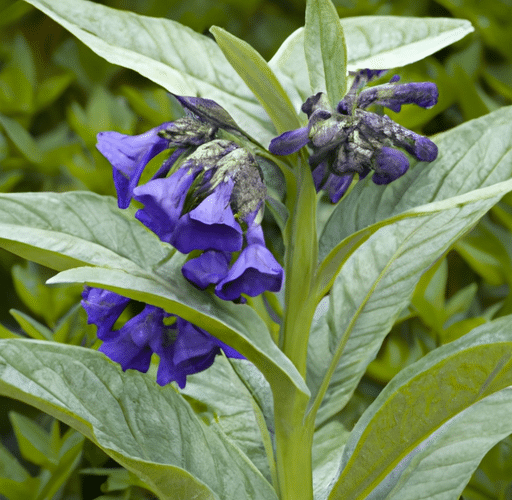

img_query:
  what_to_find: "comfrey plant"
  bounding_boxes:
[2,0,512,499]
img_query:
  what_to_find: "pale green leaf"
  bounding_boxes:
[304,0,347,108]
[0,190,308,409]
[320,106,512,260]
[313,418,349,500]
[0,339,278,500]
[22,0,274,144]
[0,191,167,273]
[313,178,512,427]
[210,26,302,135]
[270,16,473,102]
[329,316,512,500]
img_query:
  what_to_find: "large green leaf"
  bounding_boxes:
[310,178,512,427]
[0,191,167,273]
[0,339,278,500]
[304,0,347,108]
[0,190,309,405]
[328,316,512,500]
[320,106,512,260]
[22,0,274,145]
[270,16,473,102]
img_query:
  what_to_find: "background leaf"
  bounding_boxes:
[0,339,278,500]
[22,0,275,145]
[270,16,473,102]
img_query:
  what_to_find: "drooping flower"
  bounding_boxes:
[81,286,243,388]
[97,95,284,303]
[215,223,284,301]
[96,94,242,209]
[269,69,439,202]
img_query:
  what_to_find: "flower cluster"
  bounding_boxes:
[269,69,439,202]
[81,287,243,388]
[97,95,284,302]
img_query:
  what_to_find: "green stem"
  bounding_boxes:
[280,153,318,377]
[274,390,314,500]
[274,152,318,500]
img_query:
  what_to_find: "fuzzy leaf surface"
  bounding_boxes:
[329,317,512,500]
[312,178,512,427]
[304,0,347,108]
[0,339,278,500]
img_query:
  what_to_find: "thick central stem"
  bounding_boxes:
[274,153,318,500]
[274,391,314,500]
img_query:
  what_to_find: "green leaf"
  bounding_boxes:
[270,16,473,102]
[12,261,82,329]
[304,0,347,108]
[0,35,35,115]
[0,191,167,273]
[313,418,350,500]
[23,0,274,145]
[329,316,512,500]
[35,73,75,112]
[9,309,53,341]
[0,114,43,164]
[0,441,30,483]
[210,26,302,135]
[0,339,278,500]
[8,412,58,468]
[312,178,512,427]
[36,429,85,500]
[320,106,512,260]
[181,356,275,484]
[0,190,308,404]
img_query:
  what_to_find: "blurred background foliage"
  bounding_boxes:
[0,0,511,498]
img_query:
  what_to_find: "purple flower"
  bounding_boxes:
[96,95,244,209]
[357,81,439,113]
[97,96,284,304]
[312,162,353,203]
[133,166,199,242]
[372,147,410,184]
[170,179,243,253]
[97,124,172,209]
[181,250,231,289]
[215,224,284,301]
[156,317,243,387]
[81,286,243,388]
[269,69,439,201]
[81,287,131,340]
